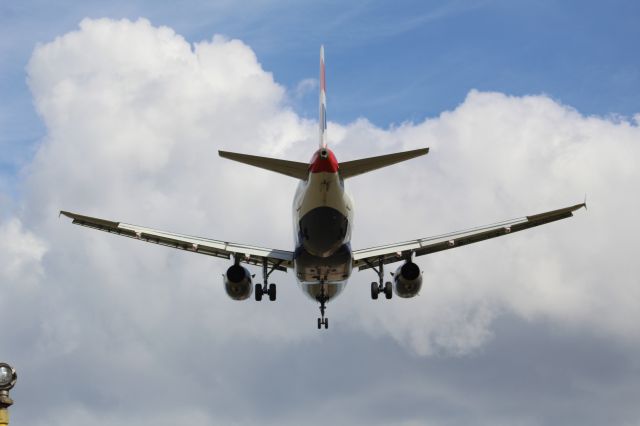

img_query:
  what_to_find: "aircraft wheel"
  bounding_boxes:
[255,284,263,301]
[384,282,393,299]
[371,282,379,300]
[324,318,329,329]
[269,283,277,301]
[317,318,322,329]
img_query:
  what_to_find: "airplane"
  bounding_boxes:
[60,46,585,330]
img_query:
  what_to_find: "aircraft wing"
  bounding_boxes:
[352,202,586,271]
[60,211,294,271]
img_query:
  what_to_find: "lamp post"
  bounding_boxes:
[0,363,17,426]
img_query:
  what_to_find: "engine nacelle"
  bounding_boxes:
[224,264,253,300]
[393,261,423,298]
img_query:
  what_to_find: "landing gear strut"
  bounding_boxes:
[255,258,279,302]
[367,257,392,300]
[317,284,329,329]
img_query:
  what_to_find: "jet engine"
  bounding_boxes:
[224,264,253,300]
[393,261,422,298]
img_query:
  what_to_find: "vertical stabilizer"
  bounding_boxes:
[319,45,327,149]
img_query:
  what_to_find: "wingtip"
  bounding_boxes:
[413,147,429,157]
[573,201,587,214]
[408,147,430,156]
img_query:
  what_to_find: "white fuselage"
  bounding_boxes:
[292,149,354,302]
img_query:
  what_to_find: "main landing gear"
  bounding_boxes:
[317,284,329,330]
[255,258,278,302]
[255,282,276,301]
[367,257,392,300]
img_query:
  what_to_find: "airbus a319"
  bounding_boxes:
[61,47,585,329]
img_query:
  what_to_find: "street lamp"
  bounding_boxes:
[0,363,16,426]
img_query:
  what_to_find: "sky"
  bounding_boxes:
[1,1,639,425]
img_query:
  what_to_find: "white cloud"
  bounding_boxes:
[20,15,640,354]
[293,77,318,99]
[0,217,46,282]
[336,90,640,353]
[2,16,639,425]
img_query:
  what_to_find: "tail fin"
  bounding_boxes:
[319,45,327,149]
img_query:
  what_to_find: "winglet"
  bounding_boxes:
[584,194,588,211]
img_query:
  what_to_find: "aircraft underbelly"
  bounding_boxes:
[301,281,346,302]
[294,240,352,302]
[293,170,354,302]
[295,243,352,280]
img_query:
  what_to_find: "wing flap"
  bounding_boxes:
[60,211,294,270]
[352,202,585,270]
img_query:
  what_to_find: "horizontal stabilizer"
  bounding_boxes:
[340,147,429,179]
[219,150,309,180]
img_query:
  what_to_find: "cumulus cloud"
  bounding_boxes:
[18,14,640,357]
[0,217,46,282]
[334,90,640,353]
[293,77,318,99]
[1,16,639,425]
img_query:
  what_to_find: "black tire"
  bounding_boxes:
[317,318,322,329]
[268,283,276,301]
[255,284,263,301]
[324,318,329,329]
[384,282,393,299]
[371,282,379,300]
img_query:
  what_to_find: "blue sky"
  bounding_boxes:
[2,0,639,188]
[1,2,640,425]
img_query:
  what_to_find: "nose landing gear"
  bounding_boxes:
[317,284,329,329]
[317,313,328,329]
